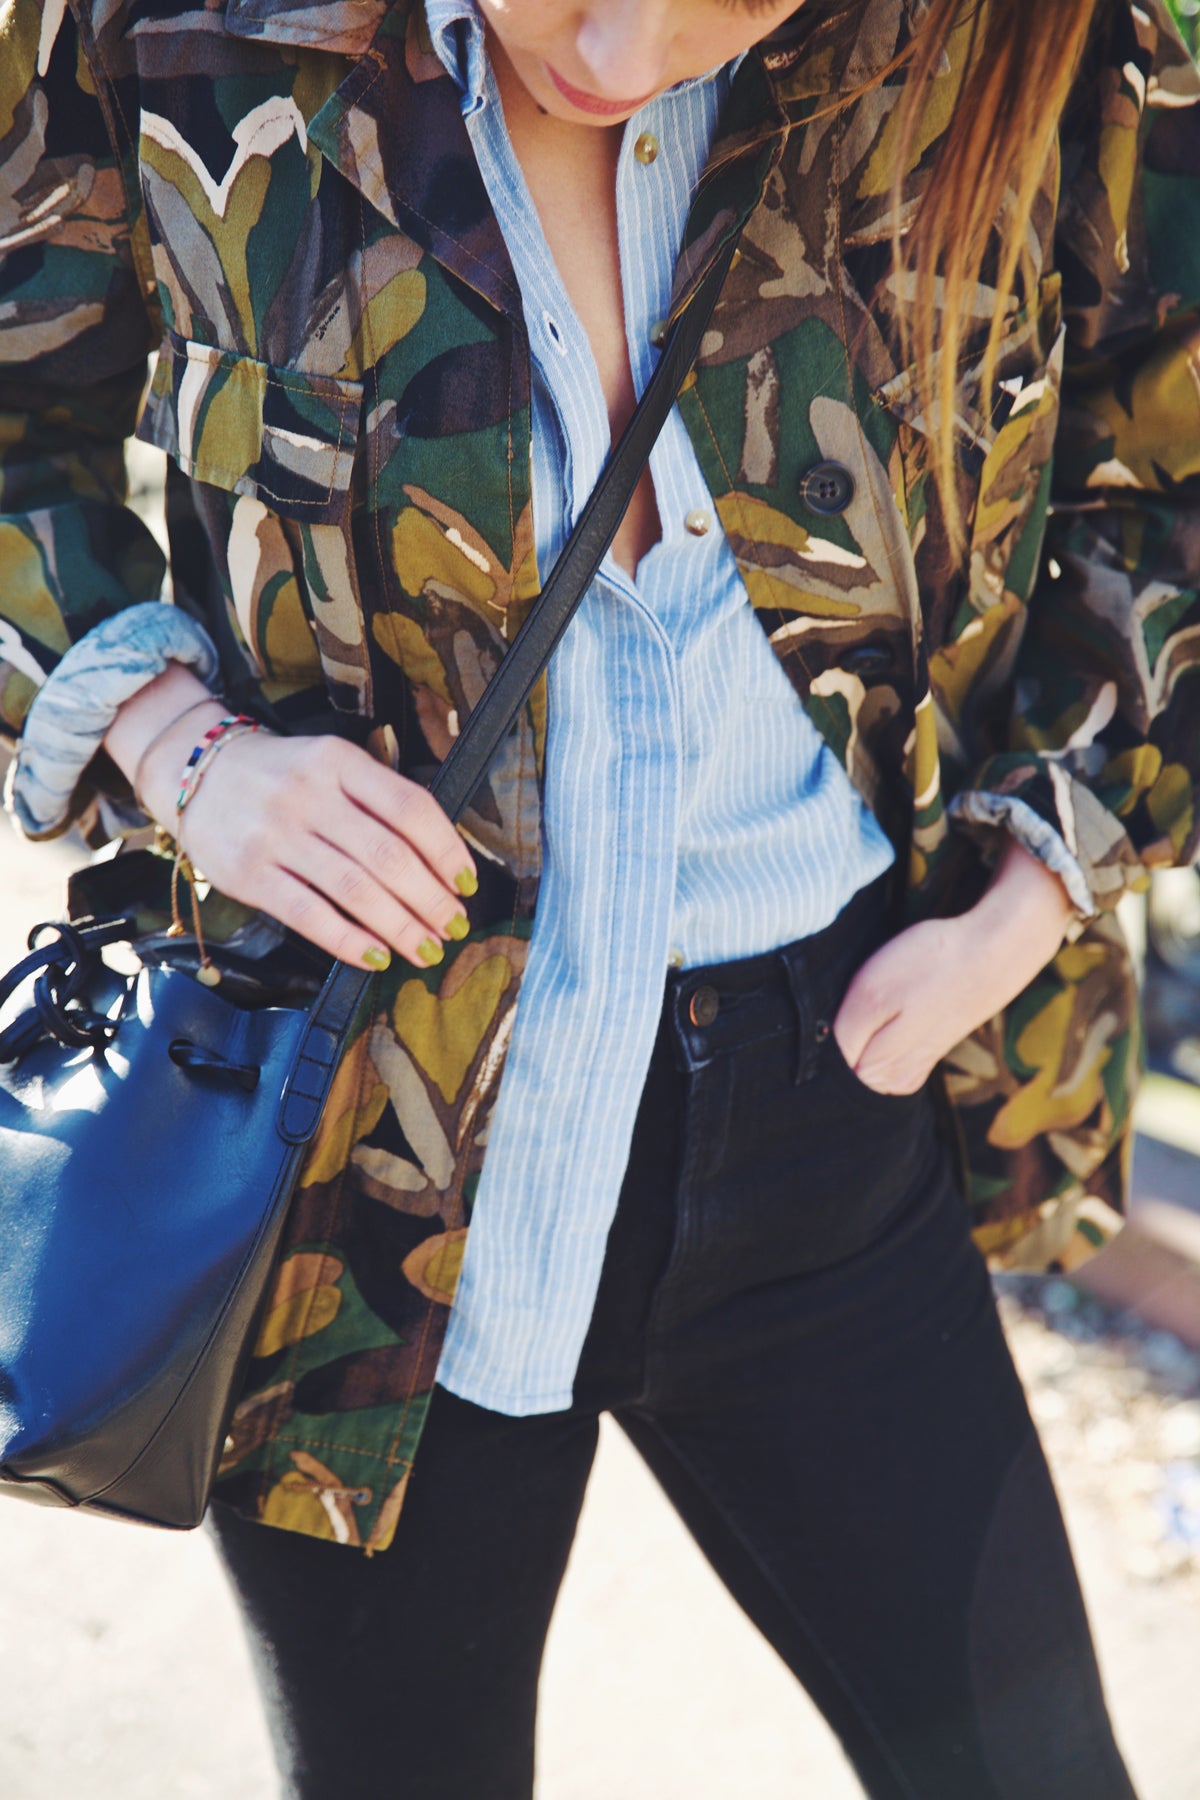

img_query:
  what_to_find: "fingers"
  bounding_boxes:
[833,990,928,1093]
[832,969,897,1071]
[850,1022,931,1096]
[313,811,466,943]
[259,869,419,972]
[285,834,463,970]
[336,746,476,903]
[173,733,481,971]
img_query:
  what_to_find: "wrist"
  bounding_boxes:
[142,705,234,827]
[968,838,1073,984]
[103,665,226,827]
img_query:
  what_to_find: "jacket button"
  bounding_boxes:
[798,460,856,517]
[689,986,720,1027]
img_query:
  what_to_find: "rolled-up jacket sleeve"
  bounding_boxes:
[0,0,165,828]
[949,1,1200,919]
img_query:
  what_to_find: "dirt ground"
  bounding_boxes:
[2,825,1199,1797]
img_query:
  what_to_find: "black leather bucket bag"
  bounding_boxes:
[0,239,738,1530]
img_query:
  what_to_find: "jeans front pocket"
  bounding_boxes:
[824,1016,927,1110]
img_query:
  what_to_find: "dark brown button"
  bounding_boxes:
[798,460,855,517]
[688,986,720,1028]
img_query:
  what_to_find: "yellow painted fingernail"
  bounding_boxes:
[362,947,391,971]
[417,937,444,967]
[446,912,470,941]
[455,867,478,898]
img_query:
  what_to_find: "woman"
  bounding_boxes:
[4,0,1199,1792]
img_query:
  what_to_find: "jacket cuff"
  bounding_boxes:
[949,749,1150,921]
[949,785,1097,931]
[4,603,220,840]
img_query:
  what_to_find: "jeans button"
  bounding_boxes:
[688,986,720,1028]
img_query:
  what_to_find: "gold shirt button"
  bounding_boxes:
[667,947,684,969]
[684,509,712,537]
[649,319,668,348]
[634,132,660,165]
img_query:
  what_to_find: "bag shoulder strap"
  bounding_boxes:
[278,231,742,1144]
[428,232,740,822]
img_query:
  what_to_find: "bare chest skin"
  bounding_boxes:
[491,43,663,577]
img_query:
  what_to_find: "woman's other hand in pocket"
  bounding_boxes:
[833,839,1076,1096]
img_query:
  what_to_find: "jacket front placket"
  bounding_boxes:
[673,14,929,868]
[304,1,548,857]
[212,0,550,1552]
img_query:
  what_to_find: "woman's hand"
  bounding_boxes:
[104,666,476,972]
[833,840,1076,1096]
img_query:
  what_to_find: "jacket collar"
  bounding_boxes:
[225,0,387,58]
[222,0,924,100]
[303,0,522,319]
[222,0,910,319]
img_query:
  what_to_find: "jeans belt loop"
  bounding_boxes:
[781,945,816,1088]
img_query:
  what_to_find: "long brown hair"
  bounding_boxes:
[891,0,1100,543]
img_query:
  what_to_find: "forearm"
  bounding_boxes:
[967,836,1074,1010]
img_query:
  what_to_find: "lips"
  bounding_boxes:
[545,62,655,117]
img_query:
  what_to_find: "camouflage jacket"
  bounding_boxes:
[3,0,1200,1551]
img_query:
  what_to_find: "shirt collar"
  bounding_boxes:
[425,0,489,112]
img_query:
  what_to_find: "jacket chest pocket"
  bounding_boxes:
[138,333,372,713]
[873,274,1065,611]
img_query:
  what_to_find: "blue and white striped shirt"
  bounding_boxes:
[430,3,895,1413]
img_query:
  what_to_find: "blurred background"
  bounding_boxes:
[1,444,1198,1798]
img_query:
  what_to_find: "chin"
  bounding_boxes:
[533,56,662,122]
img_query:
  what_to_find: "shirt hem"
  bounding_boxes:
[436,1362,577,1418]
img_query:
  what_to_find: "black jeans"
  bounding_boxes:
[210,880,1136,1800]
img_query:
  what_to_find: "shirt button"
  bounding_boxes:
[634,132,659,165]
[667,947,684,970]
[798,460,856,517]
[688,986,720,1028]
[684,508,712,537]
[649,319,668,348]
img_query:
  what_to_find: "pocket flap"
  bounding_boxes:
[873,274,1065,453]
[138,335,363,525]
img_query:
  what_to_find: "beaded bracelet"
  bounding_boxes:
[176,713,262,816]
[168,713,270,986]
[130,697,225,814]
